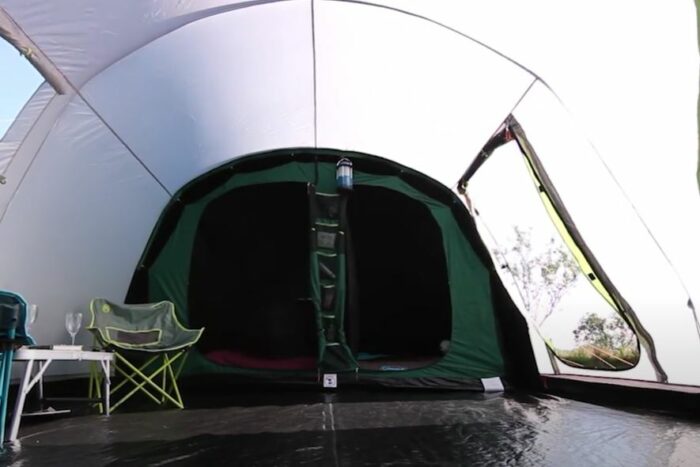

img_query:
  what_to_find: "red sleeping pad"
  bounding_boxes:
[205,350,317,370]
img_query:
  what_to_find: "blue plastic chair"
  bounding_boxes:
[0,291,35,444]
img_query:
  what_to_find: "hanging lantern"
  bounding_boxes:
[336,158,353,191]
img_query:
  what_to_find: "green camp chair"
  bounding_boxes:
[87,299,203,411]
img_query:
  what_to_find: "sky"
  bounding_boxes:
[0,0,698,382]
[0,40,42,137]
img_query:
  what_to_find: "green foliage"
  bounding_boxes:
[573,313,610,348]
[557,345,639,370]
[573,312,636,349]
[493,225,640,371]
[494,226,579,325]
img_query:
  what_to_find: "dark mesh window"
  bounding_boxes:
[107,329,160,345]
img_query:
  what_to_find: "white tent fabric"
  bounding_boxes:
[0,0,697,384]
[80,1,317,193]
[314,2,532,184]
[0,83,72,220]
[0,1,252,89]
[0,96,169,375]
[0,82,53,175]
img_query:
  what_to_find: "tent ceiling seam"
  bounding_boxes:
[0,84,57,178]
[325,0,539,81]
[1,7,174,199]
[508,78,538,119]
[0,93,66,225]
[0,82,48,147]
[0,92,172,225]
[78,95,172,197]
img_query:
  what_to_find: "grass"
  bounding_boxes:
[556,345,639,370]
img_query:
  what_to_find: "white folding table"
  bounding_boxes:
[8,347,113,442]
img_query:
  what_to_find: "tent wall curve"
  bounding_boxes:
[126,150,537,388]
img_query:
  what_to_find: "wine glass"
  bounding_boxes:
[28,304,39,329]
[65,312,82,346]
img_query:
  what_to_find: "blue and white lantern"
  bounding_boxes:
[336,158,353,191]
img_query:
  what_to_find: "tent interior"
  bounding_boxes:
[191,182,318,370]
[175,156,452,372]
[346,185,451,369]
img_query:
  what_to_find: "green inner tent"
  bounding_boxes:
[128,151,508,384]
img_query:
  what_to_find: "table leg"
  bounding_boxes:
[102,359,110,416]
[8,359,34,442]
[38,371,44,407]
[0,351,14,444]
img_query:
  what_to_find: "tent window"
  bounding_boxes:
[467,141,640,371]
[0,39,43,140]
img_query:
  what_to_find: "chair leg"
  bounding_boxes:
[161,355,167,404]
[111,354,160,395]
[165,350,190,409]
[163,353,184,408]
[112,356,164,411]
[110,352,186,411]
[88,361,104,413]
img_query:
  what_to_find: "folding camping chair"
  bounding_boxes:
[0,290,35,443]
[87,299,203,412]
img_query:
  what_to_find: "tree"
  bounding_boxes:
[572,313,612,348]
[573,312,635,349]
[494,226,579,326]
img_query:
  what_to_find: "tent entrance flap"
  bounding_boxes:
[189,182,318,370]
[346,185,452,370]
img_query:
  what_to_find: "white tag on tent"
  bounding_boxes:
[323,373,338,388]
[481,377,504,392]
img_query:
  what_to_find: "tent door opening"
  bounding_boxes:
[190,182,318,370]
[345,185,452,370]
